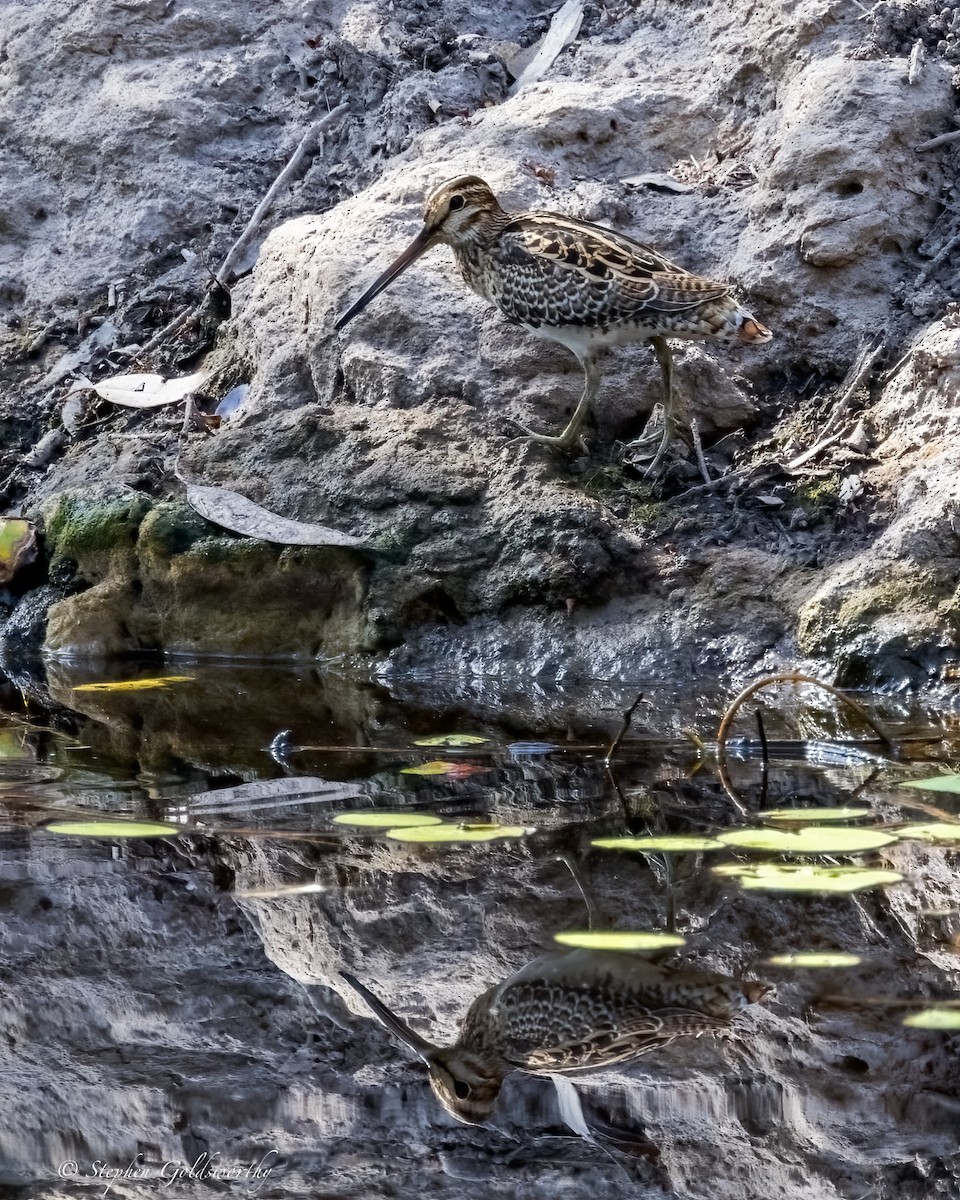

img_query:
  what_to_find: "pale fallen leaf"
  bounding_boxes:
[185,776,362,814]
[509,0,583,94]
[183,483,366,547]
[94,369,210,409]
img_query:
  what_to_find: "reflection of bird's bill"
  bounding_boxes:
[334,227,436,330]
[339,970,438,1060]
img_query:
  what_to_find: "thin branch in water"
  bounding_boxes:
[605,691,645,766]
[716,671,898,775]
[755,708,769,766]
[755,707,769,809]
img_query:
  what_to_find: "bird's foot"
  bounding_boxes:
[623,408,681,478]
[518,421,588,454]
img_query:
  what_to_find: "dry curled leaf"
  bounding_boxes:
[184,482,365,547]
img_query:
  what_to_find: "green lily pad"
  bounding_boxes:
[713,863,904,893]
[902,1007,960,1029]
[895,823,960,843]
[591,835,723,853]
[767,952,862,968]
[45,820,180,839]
[899,774,960,794]
[386,822,532,843]
[412,734,489,748]
[762,807,872,823]
[716,826,895,853]
[0,518,37,584]
[554,930,686,951]
[333,811,442,828]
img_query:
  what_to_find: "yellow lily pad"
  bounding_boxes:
[399,761,464,776]
[333,811,442,828]
[713,863,903,893]
[386,822,532,843]
[45,820,180,838]
[761,807,872,823]
[902,1007,960,1029]
[716,827,895,853]
[591,835,723,853]
[895,823,960,843]
[767,952,862,968]
[72,675,194,693]
[553,930,686,951]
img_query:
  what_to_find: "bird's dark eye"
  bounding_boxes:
[453,1080,471,1100]
[448,194,466,211]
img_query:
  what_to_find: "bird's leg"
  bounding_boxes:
[522,353,599,452]
[640,336,678,477]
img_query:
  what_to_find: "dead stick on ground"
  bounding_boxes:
[916,129,960,152]
[127,104,350,360]
[215,102,349,287]
[785,338,884,471]
[915,226,960,288]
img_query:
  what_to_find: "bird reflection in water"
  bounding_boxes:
[341,949,770,1125]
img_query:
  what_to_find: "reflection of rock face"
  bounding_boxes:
[342,949,770,1124]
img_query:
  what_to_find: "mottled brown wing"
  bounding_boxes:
[515,1008,730,1073]
[495,214,732,329]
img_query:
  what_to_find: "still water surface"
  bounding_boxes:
[2,662,959,1199]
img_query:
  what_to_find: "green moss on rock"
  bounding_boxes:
[42,491,151,580]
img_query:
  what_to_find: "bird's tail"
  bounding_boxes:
[737,315,773,345]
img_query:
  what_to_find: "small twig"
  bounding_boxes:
[690,416,713,488]
[605,691,644,766]
[674,461,773,501]
[215,102,349,287]
[129,299,205,360]
[915,226,960,288]
[916,129,960,153]
[785,337,884,470]
[755,708,769,767]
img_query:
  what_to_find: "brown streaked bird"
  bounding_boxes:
[335,175,772,465]
[340,949,770,1125]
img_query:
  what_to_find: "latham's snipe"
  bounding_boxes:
[335,176,772,465]
[341,949,770,1124]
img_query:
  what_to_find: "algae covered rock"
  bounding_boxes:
[37,489,370,660]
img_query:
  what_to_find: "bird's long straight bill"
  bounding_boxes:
[339,970,438,1060]
[334,227,435,330]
